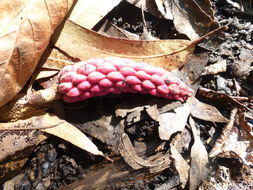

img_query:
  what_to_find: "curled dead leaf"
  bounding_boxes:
[119,132,171,173]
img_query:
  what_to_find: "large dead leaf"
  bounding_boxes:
[155,0,218,40]
[0,0,74,107]
[52,19,195,71]
[189,116,209,190]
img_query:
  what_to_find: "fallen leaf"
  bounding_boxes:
[38,47,75,70]
[209,109,253,166]
[43,121,104,157]
[170,145,189,189]
[189,116,209,190]
[199,165,253,190]
[189,97,229,123]
[201,60,227,75]
[240,114,253,138]
[69,0,122,29]
[126,0,162,18]
[98,20,140,40]
[155,0,218,40]
[158,104,190,140]
[52,19,195,71]
[0,93,44,122]
[119,132,171,173]
[0,114,53,181]
[0,113,104,181]
[0,0,74,107]
[198,87,248,111]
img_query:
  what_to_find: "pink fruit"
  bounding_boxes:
[58,57,193,102]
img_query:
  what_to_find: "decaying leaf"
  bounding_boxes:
[0,93,44,122]
[199,165,253,190]
[0,0,74,107]
[69,0,122,29]
[52,19,195,71]
[189,116,209,190]
[0,114,55,182]
[119,132,171,173]
[126,0,162,18]
[189,97,229,123]
[209,109,253,166]
[155,0,218,40]
[115,95,181,125]
[198,87,248,111]
[43,121,104,157]
[0,113,104,182]
[170,145,189,189]
[158,104,190,140]
[201,60,227,75]
[239,114,253,138]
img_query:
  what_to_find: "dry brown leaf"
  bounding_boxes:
[158,104,190,140]
[0,130,46,183]
[189,97,229,123]
[119,132,171,173]
[0,114,54,181]
[155,0,218,40]
[0,93,44,122]
[126,0,162,18]
[98,20,140,40]
[43,120,104,157]
[38,47,75,70]
[0,112,104,181]
[69,0,122,29]
[200,165,253,190]
[198,87,248,111]
[209,109,253,166]
[52,19,195,71]
[0,0,74,107]
[170,145,189,189]
[201,60,227,75]
[189,116,209,190]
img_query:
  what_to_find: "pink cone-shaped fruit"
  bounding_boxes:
[58,57,193,102]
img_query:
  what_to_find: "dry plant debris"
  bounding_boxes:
[0,0,253,189]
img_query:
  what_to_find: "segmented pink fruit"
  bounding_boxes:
[58,57,193,103]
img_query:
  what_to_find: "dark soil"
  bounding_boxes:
[3,1,253,190]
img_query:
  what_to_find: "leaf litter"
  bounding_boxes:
[1,0,253,189]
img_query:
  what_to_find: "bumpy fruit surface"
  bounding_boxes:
[58,57,193,103]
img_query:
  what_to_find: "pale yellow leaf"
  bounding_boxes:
[43,121,104,157]
[52,19,195,71]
